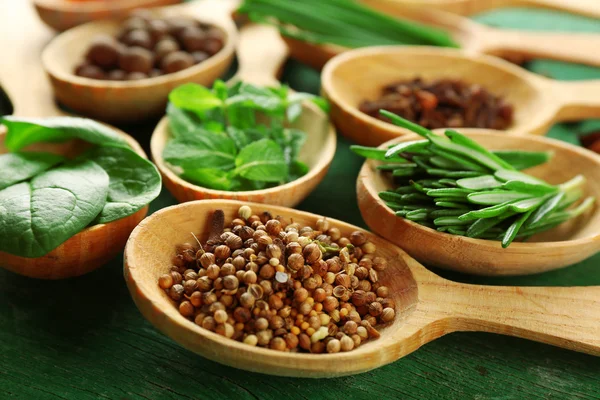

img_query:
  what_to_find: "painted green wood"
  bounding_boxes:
[2,7,600,400]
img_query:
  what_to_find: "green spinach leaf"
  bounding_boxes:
[0,152,65,190]
[163,129,237,170]
[1,116,129,152]
[234,139,288,182]
[85,146,162,224]
[0,160,109,258]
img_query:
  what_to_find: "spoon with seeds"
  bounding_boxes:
[283,1,600,70]
[124,199,600,378]
[321,46,600,146]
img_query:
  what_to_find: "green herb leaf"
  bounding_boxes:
[0,152,65,190]
[225,126,250,150]
[1,116,129,152]
[234,139,287,182]
[85,146,161,224]
[181,168,233,191]
[0,160,109,258]
[163,129,237,171]
[289,160,309,181]
[166,103,201,138]
[169,83,223,117]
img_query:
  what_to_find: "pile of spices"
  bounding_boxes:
[74,9,224,81]
[359,78,514,130]
[158,206,396,353]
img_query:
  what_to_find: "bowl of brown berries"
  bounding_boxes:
[41,8,237,123]
[124,200,418,378]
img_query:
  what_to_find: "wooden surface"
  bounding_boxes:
[321,46,600,146]
[357,131,600,276]
[2,1,600,398]
[42,1,237,123]
[125,200,600,378]
[363,0,600,19]
[150,24,337,207]
[287,1,600,70]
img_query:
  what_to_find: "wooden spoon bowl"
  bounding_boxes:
[124,199,600,377]
[33,0,183,32]
[284,1,600,70]
[321,46,600,147]
[0,126,148,279]
[357,131,600,276]
[151,24,337,207]
[41,3,237,123]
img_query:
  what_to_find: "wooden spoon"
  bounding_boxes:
[321,46,600,147]
[41,0,237,123]
[0,127,149,279]
[357,131,600,276]
[33,0,182,32]
[124,199,600,378]
[361,0,600,18]
[283,1,600,71]
[150,24,337,207]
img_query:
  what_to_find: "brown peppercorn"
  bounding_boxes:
[86,35,120,69]
[350,231,367,246]
[161,50,194,74]
[158,273,173,289]
[179,301,194,318]
[323,296,339,312]
[122,28,153,49]
[179,26,207,52]
[119,46,153,73]
[381,307,395,323]
[303,243,322,264]
[168,284,184,300]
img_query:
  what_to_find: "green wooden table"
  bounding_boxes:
[2,7,600,400]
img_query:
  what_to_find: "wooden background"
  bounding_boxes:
[1,1,600,398]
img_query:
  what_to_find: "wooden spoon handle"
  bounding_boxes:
[477,28,600,67]
[514,0,600,19]
[550,80,600,121]
[233,24,289,87]
[445,283,600,355]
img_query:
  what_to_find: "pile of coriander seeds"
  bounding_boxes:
[158,206,396,354]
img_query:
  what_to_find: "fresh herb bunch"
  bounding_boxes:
[0,117,161,258]
[238,0,459,49]
[163,79,328,191]
[352,111,595,248]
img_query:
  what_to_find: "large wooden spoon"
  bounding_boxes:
[283,1,600,70]
[321,46,600,146]
[124,199,600,378]
[150,24,337,207]
[362,0,600,18]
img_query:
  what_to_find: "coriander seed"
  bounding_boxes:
[179,301,194,317]
[327,338,341,353]
[169,284,184,300]
[238,205,252,220]
[214,309,228,324]
[381,307,395,323]
[158,273,173,289]
[340,335,354,352]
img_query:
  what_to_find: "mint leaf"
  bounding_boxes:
[0,160,109,258]
[225,126,250,150]
[85,146,162,224]
[0,152,65,190]
[169,83,223,117]
[289,160,309,181]
[167,102,201,138]
[1,116,129,152]
[234,139,287,182]
[182,168,233,190]
[163,129,237,170]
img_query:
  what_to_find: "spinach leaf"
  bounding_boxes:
[234,139,287,182]
[85,146,162,224]
[0,160,109,258]
[0,152,65,190]
[167,102,201,138]
[169,83,223,117]
[163,129,237,170]
[182,168,233,190]
[1,116,128,152]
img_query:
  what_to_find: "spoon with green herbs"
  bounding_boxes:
[150,23,337,207]
[354,112,600,276]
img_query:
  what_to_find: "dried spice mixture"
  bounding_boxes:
[158,206,396,353]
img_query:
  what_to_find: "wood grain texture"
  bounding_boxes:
[33,0,182,31]
[0,127,149,279]
[42,0,237,123]
[124,199,600,378]
[357,131,600,275]
[361,0,600,19]
[285,1,600,70]
[321,46,600,146]
[150,24,337,207]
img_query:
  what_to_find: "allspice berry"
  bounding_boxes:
[86,35,120,68]
[161,51,194,74]
[119,46,153,73]
[122,29,153,49]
